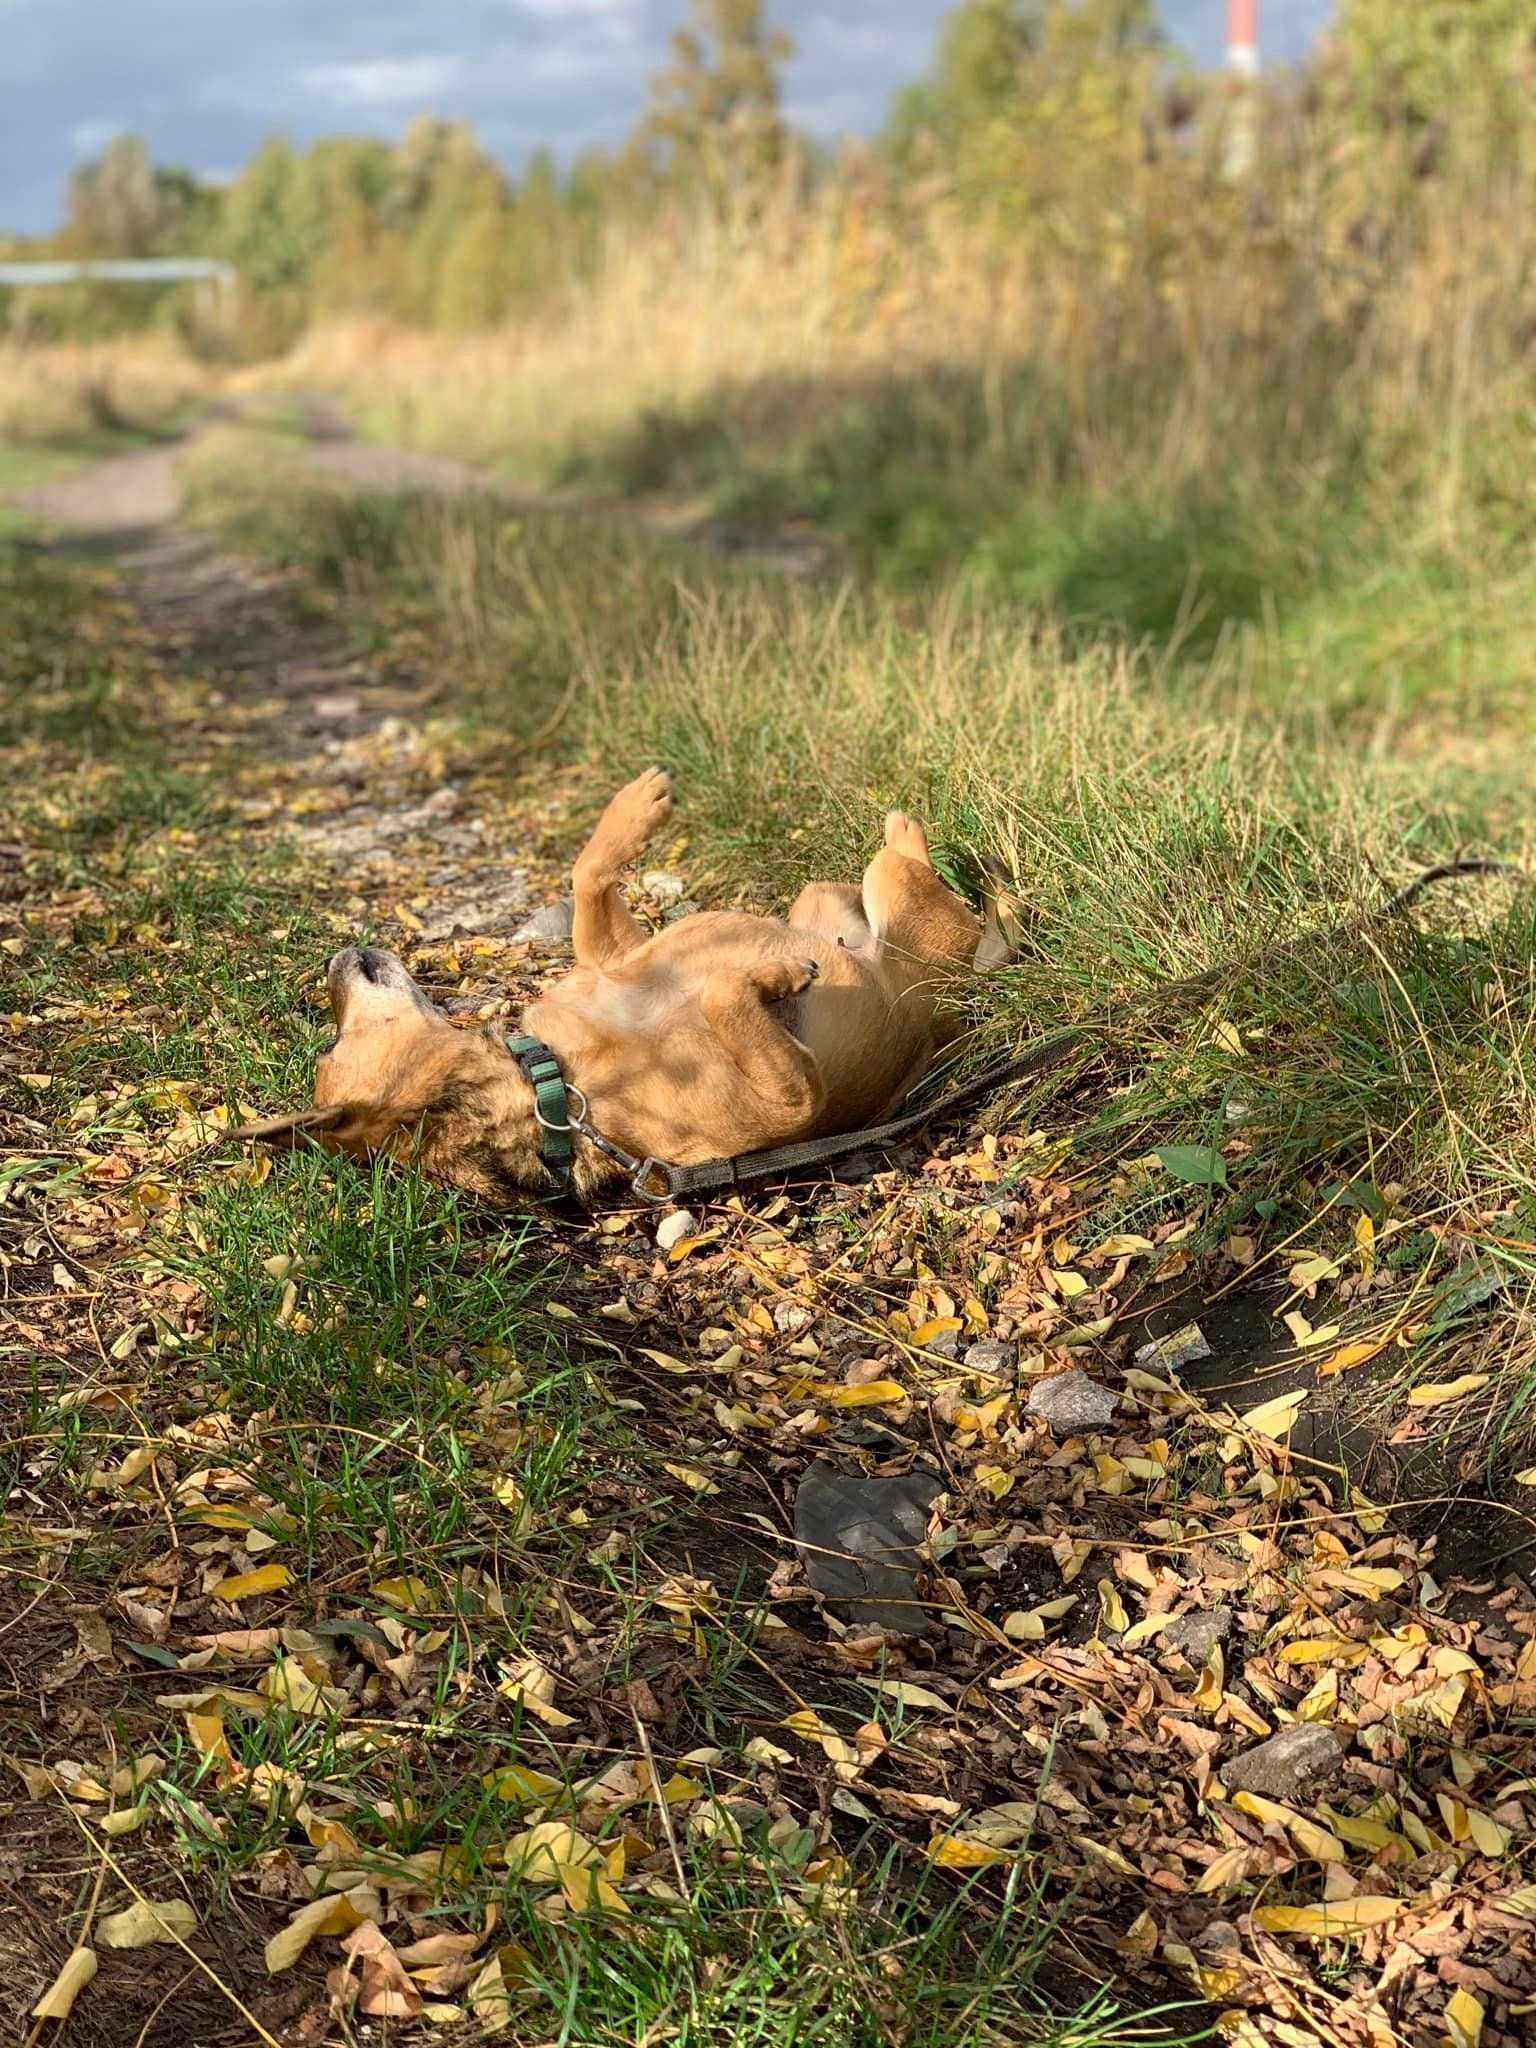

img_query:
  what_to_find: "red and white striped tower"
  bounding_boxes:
[1227,0,1260,79]
[1225,0,1260,174]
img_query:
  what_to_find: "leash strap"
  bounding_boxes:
[649,1026,1092,1201]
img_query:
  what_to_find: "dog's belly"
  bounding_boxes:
[526,912,932,1155]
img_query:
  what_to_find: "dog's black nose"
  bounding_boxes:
[356,947,385,984]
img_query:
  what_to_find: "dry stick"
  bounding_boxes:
[628,1703,692,1909]
[51,1798,286,2048]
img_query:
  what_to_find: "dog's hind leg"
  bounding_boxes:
[700,958,827,1135]
[860,820,985,1045]
[572,768,673,969]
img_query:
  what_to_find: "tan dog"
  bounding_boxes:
[289,770,1005,1204]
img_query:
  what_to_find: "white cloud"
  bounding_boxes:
[300,54,465,108]
[71,120,127,156]
[512,0,636,15]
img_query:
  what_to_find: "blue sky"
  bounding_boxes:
[1,2,1334,235]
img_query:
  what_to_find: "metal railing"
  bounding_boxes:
[0,259,236,287]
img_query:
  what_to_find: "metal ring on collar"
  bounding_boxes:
[534,1083,588,1133]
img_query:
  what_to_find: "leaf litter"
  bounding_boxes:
[3,529,1534,2048]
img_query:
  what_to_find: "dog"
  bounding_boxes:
[265,769,1011,1205]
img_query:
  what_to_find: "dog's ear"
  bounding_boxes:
[223,1105,352,1150]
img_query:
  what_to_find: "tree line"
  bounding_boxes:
[4,0,1534,348]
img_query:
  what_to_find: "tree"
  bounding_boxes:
[63,135,162,256]
[637,0,794,194]
[221,137,321,293]
[434,172,515,330]
[885,0,1164,199]
[1334,0,1536,145]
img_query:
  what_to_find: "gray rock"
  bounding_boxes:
[1161,1606,1233,1667]
[1134,1321,1213,1374]
[416,873,531,940]
[512,900,575,947]
[655,1209,698,1252]
[794,1462,944,1634]
[923,1326,964,1362]
[773,1301,814,1336]
[1220,1726,1345,1803]
[641,870,686,904]
[1026,1368,1118,1434]
[662,899,702,923]
[963,1340,1017,1379]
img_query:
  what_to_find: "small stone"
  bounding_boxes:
[662,899,701,923]
[512,900,575,947]
[641,870,686,904]
[963,1340,1017,1379]
[655,1209,697,1252]
[1134,1321,1213,1373]
[1027,1368,1118,1434]
[925,1326,963,1361]
[1161,1606,1233,1667]
[1220,1726,1345,1803]
[312,690,362,721]
[773,1301,814,1336]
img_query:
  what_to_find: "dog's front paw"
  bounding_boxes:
[592,767,674,865]
[754,957,819,1003]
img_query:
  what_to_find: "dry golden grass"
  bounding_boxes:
[254,130,1536,504]
[0,335,213,446]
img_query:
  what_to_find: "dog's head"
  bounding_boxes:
[252,946,553,1204]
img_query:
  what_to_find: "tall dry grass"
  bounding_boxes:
[0,336,212,446]
[259,121,1536,515]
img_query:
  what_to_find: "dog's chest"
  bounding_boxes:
[526,964,687,1050]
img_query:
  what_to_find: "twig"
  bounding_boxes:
[629,1699,692,1908]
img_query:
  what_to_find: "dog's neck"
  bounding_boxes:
[419,1027,624,1206]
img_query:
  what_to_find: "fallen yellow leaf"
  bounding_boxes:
[210,1564,293,1602]
[266,1891,370,1973]
[1277,1637,1368,1667]
[1240,1390,1308,1439]
[911,1316,962,1348]
[1097,1579,1129,1634]
[1231,1791,1345,1862]
[1444,1988,1485,2048]
[1318,1336,1388,1379]
[482,1764,564,1804]
[1407,1375,1492,1409]
[373,1575,432,1612]
[504,1821,601,1884]
[98,1900,198,1949]
[31,1949,98,2020]
[869,1680,950,1712]
[1253,1898,1404,1936]
[927,1833,1017,1870]
[824,1380,908,1410]
[1195,1846,1252,1893]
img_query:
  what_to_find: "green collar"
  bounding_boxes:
[505,1033,576,1186]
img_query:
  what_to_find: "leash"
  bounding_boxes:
[511,856,1528,1206]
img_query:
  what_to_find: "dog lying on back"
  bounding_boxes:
[265,769,1009,1204]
